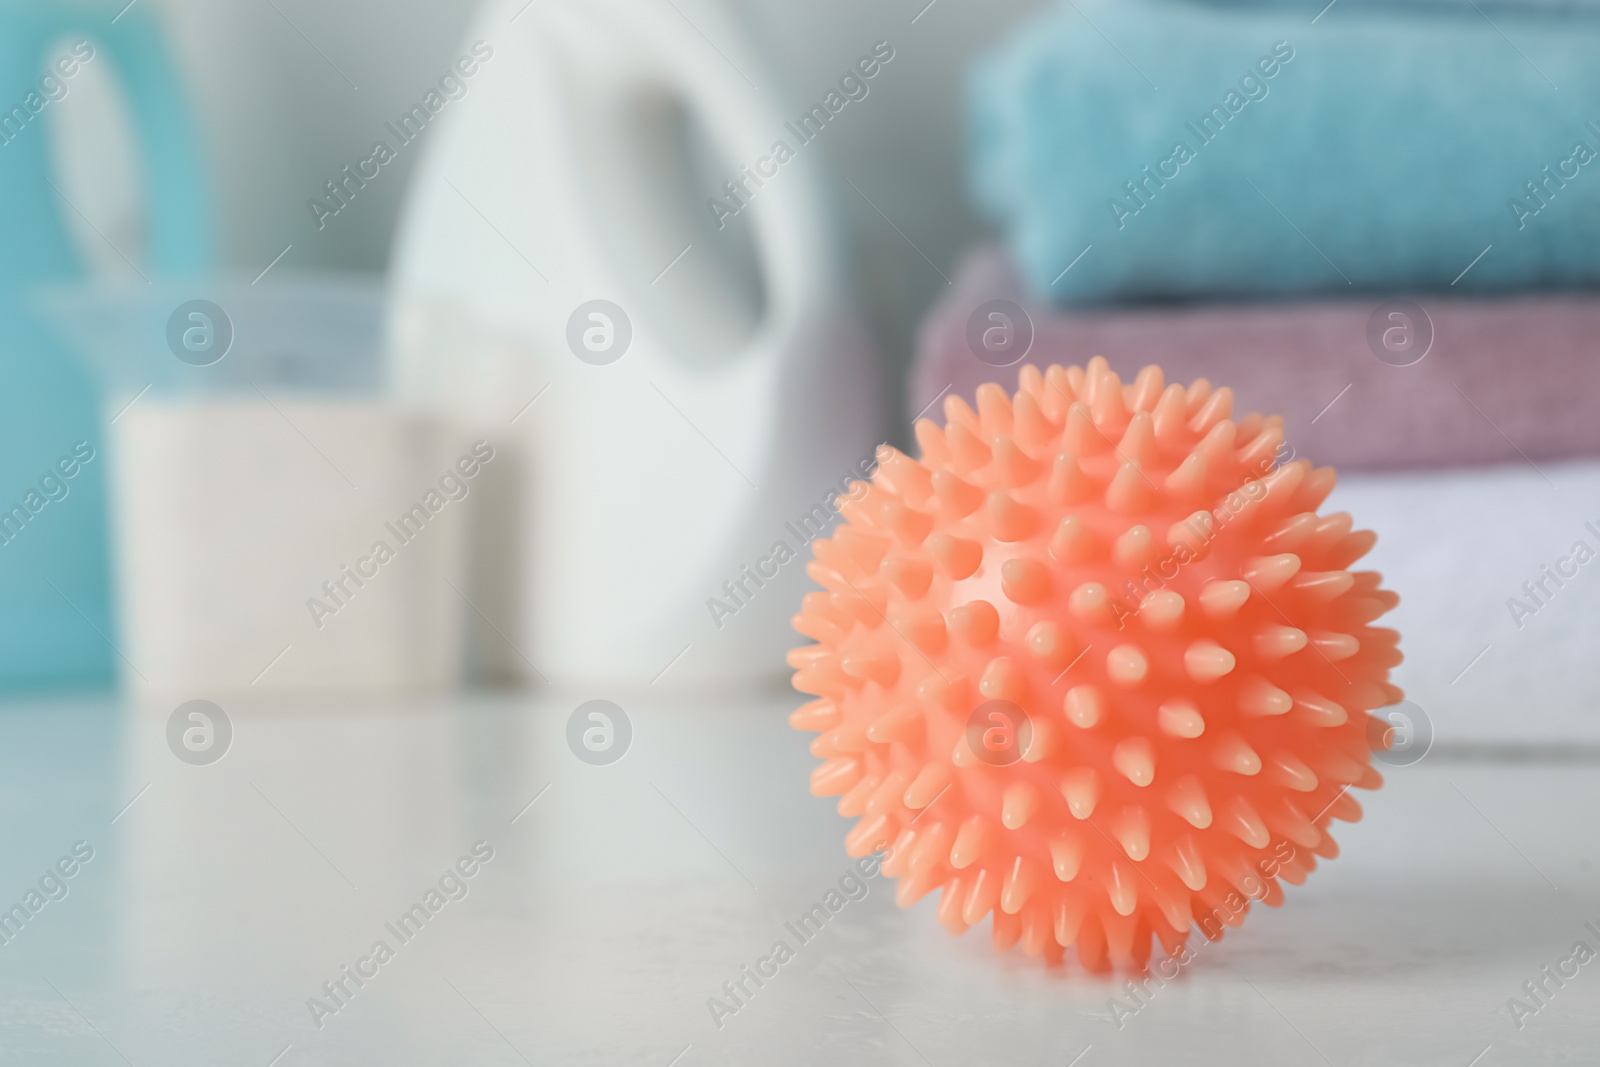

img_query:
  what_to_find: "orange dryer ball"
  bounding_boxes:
[788,359,1401,971]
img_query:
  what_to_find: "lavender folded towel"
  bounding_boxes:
[912,247,1600,472]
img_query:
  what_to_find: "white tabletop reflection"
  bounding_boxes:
[0,690,1596,1065]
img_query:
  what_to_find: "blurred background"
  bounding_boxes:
[3,0,1600,1062]
[2,0,1054,695]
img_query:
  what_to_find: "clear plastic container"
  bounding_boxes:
[36,275,465,695]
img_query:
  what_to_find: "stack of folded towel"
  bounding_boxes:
[912,0,1600,746]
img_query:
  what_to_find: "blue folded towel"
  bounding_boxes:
[971,0,1600,304]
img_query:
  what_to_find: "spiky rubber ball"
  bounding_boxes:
[789,359,1400,970]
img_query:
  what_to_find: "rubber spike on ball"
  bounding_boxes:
[789,361,1400,970]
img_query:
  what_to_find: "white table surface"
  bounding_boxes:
[1,690,1597,1066]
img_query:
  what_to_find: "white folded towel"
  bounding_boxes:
[1331,459,1600,748]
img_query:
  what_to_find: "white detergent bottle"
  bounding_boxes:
[388,0,882,690]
